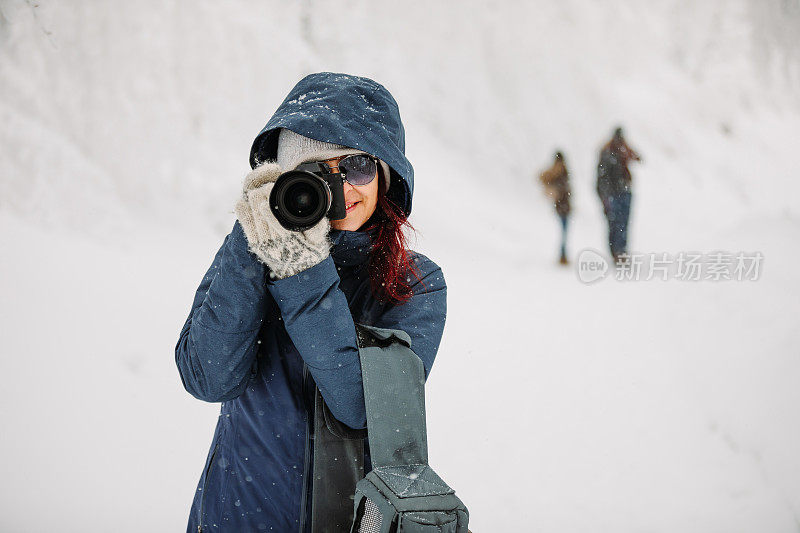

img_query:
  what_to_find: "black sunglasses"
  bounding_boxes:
[298,154,378,187]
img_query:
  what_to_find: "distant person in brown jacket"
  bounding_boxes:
[539,151,572,265]
[596,127,642,261]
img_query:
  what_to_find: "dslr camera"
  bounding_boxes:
[269,154,379,231]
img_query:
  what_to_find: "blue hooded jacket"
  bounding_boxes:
[176,73,447,532]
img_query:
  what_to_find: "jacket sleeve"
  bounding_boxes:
[267,254,447,430]
[175,221,268,402]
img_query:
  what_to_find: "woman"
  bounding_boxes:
[175,72,447,532]
[538,150,572,265]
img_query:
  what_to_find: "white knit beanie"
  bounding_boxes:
[276,129,390,192]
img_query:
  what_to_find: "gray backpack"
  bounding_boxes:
[310,324,469,533]
[350,325,469,533]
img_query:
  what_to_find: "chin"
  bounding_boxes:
[332,218,363,232]
[331,209,366,231]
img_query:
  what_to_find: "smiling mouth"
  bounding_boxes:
[345,201,359,212]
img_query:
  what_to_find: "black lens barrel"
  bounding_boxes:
[268,169,348,231]
[269,170,331,231]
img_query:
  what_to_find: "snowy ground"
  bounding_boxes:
[2,1,799,531]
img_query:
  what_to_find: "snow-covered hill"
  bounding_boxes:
[1,1,799,531]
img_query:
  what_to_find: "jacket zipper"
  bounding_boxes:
[197,442,220,533]
[299,363,312,532]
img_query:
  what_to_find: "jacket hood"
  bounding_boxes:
[250,72,414,216]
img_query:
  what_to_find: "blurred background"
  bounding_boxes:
[1,0,799,531]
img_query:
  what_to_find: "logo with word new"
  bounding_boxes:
[577,249,609,284]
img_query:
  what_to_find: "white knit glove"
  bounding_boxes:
[234,162,331,279]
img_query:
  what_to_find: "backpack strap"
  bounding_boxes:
[355,323,428,469]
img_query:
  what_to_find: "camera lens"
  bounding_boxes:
[285,182,316,216]
[269,170,331,231]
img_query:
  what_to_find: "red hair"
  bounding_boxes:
[362,169,423,305]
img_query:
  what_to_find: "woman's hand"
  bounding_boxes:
[234,162,331,279]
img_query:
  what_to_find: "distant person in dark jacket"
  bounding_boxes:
[175,73,447,532]
[596,127,641,261]
[539,151,572,265]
